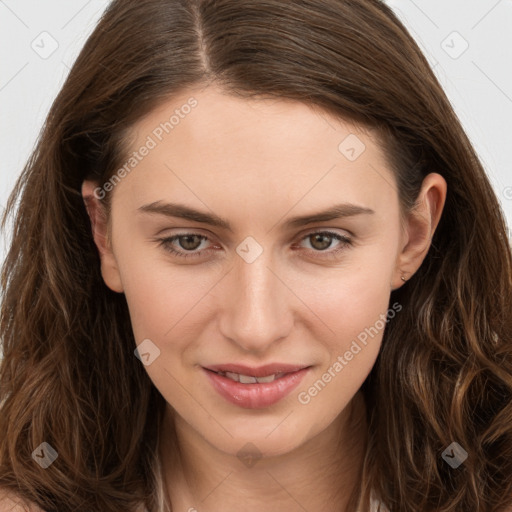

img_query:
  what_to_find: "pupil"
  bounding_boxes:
[312,234,331,250]
[181,235,201,250]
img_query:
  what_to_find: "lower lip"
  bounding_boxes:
[203,367,310,409]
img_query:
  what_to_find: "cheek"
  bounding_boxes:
[294,280,391,423]
[291,239,397,400]
[298,272,389,381]
[296,237,398,344]
[111,238,182,341]
[120,266,205,348]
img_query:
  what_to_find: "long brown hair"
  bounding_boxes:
[1,1,511,511]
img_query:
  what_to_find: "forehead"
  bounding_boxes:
[113,85,398,221]
[128,85,377,160]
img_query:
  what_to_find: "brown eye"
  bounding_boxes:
[296,230,352,260]
[308,233,336,251]
[175,234,204,251]
[158,233,211,259]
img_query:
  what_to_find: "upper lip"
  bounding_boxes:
[204,363,310,378]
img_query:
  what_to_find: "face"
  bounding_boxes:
[83,84,442,460]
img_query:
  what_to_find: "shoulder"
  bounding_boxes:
[0,489,45,512]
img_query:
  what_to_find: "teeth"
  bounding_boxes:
[225,371,241,382]
[239,374,258,384]
[255,374,277,383]
[218,371,285,384]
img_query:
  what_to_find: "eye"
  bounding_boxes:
[293,230,352,260]
[156,230,352,260]
[158,233,212,260]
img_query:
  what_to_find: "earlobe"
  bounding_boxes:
[81,180,124,293]
[391,173,447,290]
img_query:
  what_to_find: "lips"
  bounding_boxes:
[202,363,311,409]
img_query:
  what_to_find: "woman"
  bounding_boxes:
[1,1,511,511]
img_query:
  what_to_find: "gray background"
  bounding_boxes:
[1,0,511,264]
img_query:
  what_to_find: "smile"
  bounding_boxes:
[203,366,311,409]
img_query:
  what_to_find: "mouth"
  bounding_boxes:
[202,364,312,409]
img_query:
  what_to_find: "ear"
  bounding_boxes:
[81,180,124,293]
[391,172,447,290]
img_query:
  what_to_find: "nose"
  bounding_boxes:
[218,249,294,354]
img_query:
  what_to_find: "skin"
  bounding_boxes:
[82,84,446,512]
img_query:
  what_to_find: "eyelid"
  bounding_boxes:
[294,225,354,240]
[154,225,353,242]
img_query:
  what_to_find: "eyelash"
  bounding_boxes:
[156,230,352,261]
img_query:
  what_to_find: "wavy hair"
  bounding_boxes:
[1,0,511,511]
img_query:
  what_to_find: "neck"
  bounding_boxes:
[159,391,368,512]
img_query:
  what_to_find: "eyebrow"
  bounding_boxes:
[137,201,375,232]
